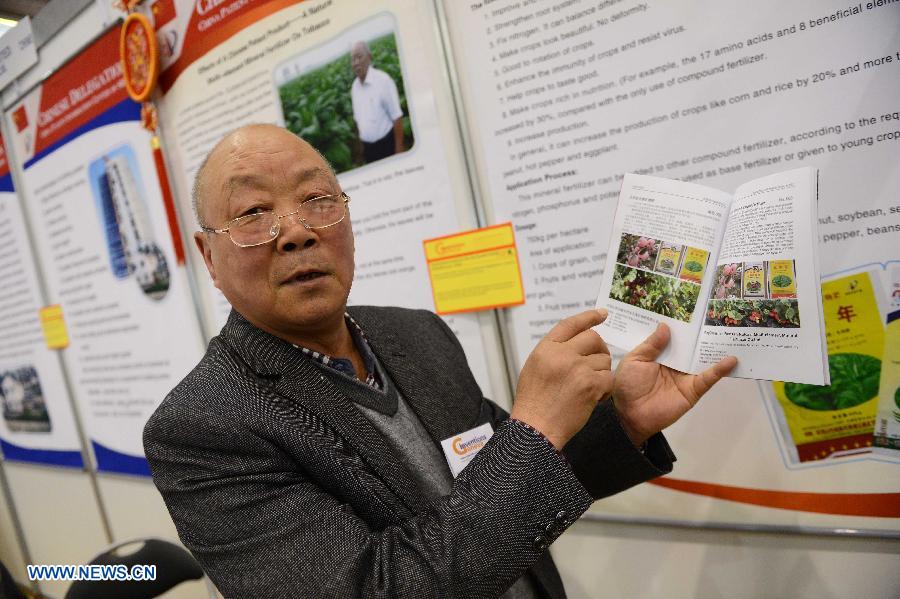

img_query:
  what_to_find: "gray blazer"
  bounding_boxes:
[144,306,673,598]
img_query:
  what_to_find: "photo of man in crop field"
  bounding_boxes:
[350,39,405,163]
[276,15,414,174]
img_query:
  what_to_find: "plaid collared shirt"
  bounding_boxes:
[292,314,384,391]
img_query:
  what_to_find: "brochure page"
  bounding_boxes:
[693,167,828,384]
[5,28,206,475]
[595,174,731,372]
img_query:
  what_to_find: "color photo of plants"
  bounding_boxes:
[616,234,659,269]
[783,353,879,411]
[711,263,742,299]
[705,298,800,328]
[609,264,701,323]
[277,33,413,174]
[705,259,800,327]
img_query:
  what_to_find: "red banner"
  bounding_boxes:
[0,132,9,179]
[159,0,303,92]
[30,27,129,157]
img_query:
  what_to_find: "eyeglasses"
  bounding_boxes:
[201,193,350,248]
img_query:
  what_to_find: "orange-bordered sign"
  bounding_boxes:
[120,13,159,102]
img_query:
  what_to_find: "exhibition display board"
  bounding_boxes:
[443,0,900,529]
[0,132,84,468]
[4,27,205,476]
[149,0,501,397]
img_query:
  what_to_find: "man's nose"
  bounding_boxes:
[275,212,318,252]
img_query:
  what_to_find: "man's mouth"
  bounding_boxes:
[283,269,328,285]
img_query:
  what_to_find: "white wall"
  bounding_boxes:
[0,468,28,585]
[4,464,108,598]
[552,518,900,599]
[96,475,214,599]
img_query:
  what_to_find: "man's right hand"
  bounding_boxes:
[511,309,613,450]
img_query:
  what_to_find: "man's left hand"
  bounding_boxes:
[612,323,737,446]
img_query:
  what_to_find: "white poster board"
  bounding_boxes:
[5,28,206,476]
[151,0,504,399]
[0,132,84,468]
[443,0,900,528]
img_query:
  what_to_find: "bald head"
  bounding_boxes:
[192,124,335,228]
[189,123,355,346]
[350,41,372,82]
[351,41,370,57]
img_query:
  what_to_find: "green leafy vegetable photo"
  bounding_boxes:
[772,274,793,287]
[784,353,880,411]
[685,261,703,272]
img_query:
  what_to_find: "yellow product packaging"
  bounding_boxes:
[873,309,900,452]
[654,242,682,276]
[768,260,797,298]
[678,247,708,283]
[771,272,883,462]
[742,262,766,298]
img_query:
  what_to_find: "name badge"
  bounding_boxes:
[440,422,494,478]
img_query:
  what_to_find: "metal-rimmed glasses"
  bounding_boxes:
[200,193,350,248]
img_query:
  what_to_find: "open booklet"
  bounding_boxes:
[594,168,829,385]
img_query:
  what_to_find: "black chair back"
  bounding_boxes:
[64,538,204,599]
[0,558,27,599]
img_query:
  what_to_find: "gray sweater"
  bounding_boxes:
[319,358,541,599]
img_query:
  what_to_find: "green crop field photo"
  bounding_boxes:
[278,34,414,174]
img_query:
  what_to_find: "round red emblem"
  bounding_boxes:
[120,13,159,102]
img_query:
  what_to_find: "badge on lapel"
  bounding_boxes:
[440,422,494,478]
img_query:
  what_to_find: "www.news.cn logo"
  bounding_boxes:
[27,564,157,581]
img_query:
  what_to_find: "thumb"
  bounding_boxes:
[687,355,738,403]
[546,309,608,343]
[624,323,670,362]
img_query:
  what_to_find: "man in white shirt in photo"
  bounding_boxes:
[350,40,406,164]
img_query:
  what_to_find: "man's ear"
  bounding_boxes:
[194,232,220,290]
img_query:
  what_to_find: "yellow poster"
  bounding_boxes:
[423,223,525,315]
[772,272,883,462]
[678,247,708,283]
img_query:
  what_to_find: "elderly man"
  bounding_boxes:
[350,40,405,163]
[144,123,735,598]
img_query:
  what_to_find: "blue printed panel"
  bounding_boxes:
[0,438,84,468]
[91,440,151,476]
[24,99,142,170]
